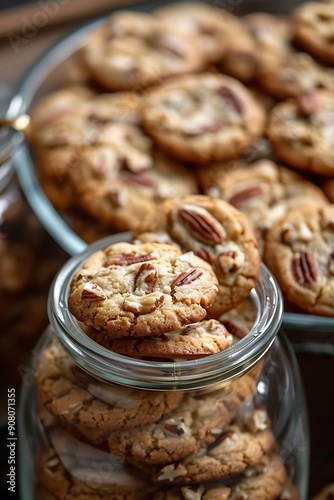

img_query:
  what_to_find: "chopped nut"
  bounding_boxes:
[123,292,164,315]
[157,463,188,482]
[81,283,106,301]
[134,263,157,295]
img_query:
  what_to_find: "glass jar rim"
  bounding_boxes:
[48,234,283,390]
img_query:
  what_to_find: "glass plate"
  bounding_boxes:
[6,0,334,350]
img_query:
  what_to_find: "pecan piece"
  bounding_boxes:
[298,92,318,116]
[81,283,106,301]
[222,320,247,339]
[218,251,239,275]
[219,86,244,114]
[123,292,164,315]
[124,171,154,187]
[106,253,155,266]
[228,184,265,209]
[196,246,216,264]
[134,263,157,294]
[179,206,226,244]
[171,268,203,290]
[293,251,318,284]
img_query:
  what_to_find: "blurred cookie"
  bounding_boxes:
[155,2,229,63]
[201,159,327,253]
[268,91,334,176]
[264,203,334,316]
[82,11,205,91]
[68,242,218,337]
[141,73,265,164]
[142,195,260,315]
[294,1,334,63]
[68,145,197,233]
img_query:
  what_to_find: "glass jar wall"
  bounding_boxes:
[19,237,309,500]
[0,160,67,418]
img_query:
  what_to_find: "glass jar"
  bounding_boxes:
[0,157,67,419]
[19,236,309,500]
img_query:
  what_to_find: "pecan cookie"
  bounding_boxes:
[142,195,260,315]
[144,410,275,485]
[85,319,233,359]
[35,432,159,500]
[82,11,205,91]
[141,74,266,164]
[107,374,257,465]
[293,1,334,63]
[153,454,286,499]
[264,204,334,316]
[201,159,327,254]
[35,340,184,440]
[68,145,197,233]
[268,91,334,176]
[155,2,229,63]
[68,242,218,337]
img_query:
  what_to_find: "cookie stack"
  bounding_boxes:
[33,219,294,499]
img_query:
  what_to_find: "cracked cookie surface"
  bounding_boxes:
[264,203,334,316]
[141,73,265,164]
[35,340,184,439]
[69,242,218,337]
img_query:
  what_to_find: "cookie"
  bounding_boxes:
[141,195,260,315]
[141,73,266,164]
[145,411,275,485]
[35,340,184,440]
[35,430,159,500]
[85,319,233,359]
[153,454,286,499]
[68,145,197,232]
[264,203,334,316]
[155,2,229,63]
[268,91,334,176]
[201,159,327,254]
[218,298,255,340]
[107,374,257,465]
[68,241,218,337]
[82,11,205,91]
[293,1,334,63]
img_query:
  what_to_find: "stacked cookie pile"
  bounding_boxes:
[34,211,295,499]
[28,0,334,318]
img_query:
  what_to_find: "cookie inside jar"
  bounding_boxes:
[18,234,308,499]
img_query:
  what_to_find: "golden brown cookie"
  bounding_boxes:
[68,242,218,337]
[264,203,334,316]
[293,1,334,63]
[138,195,260,315]
[268,92,334,176]
[82,11,205,91]
[141,73,266,164]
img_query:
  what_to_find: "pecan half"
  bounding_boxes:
[293,251,318,284]
[196,246,216,264]
[106,253,155,266]
[228,184,265,208]
[171,268,203,290]
[134,263,157,294]
[219,86,244,114]
[179,206,226,245]
[81,283,106,301]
